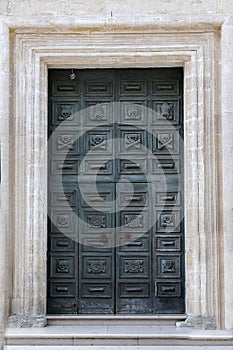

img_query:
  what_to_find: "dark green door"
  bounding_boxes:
[47,68,184,314]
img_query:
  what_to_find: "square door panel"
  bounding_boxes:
[119,210,149,233]
[84,101,113,125]
[51,99,80,126]
[51,130,80,156]
[50,255,75,278]
[119,255,149,278]
[120,101,147,125]
[152,129,179,155]
[156,210,181,233]
[156,255,181,278]
[119,129,147,154]
[151,100,180,125]
[82,211,113,233]
[82,256,112,278]
[84,128,113,155]
[51,211,75,233]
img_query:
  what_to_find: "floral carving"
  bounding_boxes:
[156,101,174,120]
[87,260,106,274]
[161,259,175,273]
[57,215,69,226]
[124,214,143,228]
[88,215,106,228]
[125,260,144,273]
[161,214,175,227]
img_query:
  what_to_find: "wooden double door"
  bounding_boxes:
[47,68,185,314]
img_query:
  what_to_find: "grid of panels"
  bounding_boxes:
[47,68,184,314]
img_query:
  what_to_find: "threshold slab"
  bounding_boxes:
[4,346,233,350]
[4,325,233,346]
[46,315,186,326]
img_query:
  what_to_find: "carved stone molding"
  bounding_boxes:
[0,14,225,31]
[0,20,10,337]
[7,315,47,328]
[176,315,217,330]
[1,26,221,327]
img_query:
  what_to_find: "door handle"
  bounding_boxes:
[126,241,143,246]
[88,287,105,292]
[125,287,143,293]
[161,241,175,246]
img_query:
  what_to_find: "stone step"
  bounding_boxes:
[46,315,186,326]
[4,325,233,347]
[4,346,233,350]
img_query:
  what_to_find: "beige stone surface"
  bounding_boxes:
[5,0,107,17]
[0,1,7,16]
[105,0,219,15]
[0,20,9,340]
[221,20,233,330]
[0,0,232,17]
[221,0,233,13]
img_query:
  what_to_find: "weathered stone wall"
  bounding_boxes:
[0,0,232,17]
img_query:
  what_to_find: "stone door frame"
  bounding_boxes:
[1,17,232,329]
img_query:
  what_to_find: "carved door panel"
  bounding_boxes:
[47,68,184,314]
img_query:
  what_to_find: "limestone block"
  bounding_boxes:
[5,0,108,17]
[105,0,219,15]
[2,0,223,17]
[221,0,233,13]
[0,0,7,16]
[221,19,233,329]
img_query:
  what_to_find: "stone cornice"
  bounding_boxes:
[0,14,228,32]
